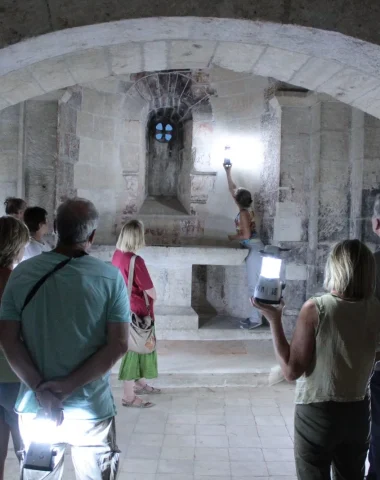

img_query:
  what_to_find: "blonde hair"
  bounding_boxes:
[324,239,375,300]
[0,216,30,267]
[116,220,145,253]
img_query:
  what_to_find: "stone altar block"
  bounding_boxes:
[91,245,248,334]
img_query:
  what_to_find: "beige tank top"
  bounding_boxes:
[295,293,380,404]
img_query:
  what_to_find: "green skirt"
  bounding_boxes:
[118,350,158,381]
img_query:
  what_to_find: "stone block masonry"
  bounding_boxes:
[0,68,379,336]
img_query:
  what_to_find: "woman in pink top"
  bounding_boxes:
[112,220,159,408]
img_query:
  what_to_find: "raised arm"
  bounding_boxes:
[251,298,318,381]
[223,164,237,199]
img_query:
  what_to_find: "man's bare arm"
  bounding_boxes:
[0,320,43,390]
[40,322,129,399]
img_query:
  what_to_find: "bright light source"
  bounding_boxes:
[215,136,264,168]
[260,256,282,279]
[23,415,56,472]
[31,417,56,445]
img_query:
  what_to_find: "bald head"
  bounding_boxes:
[56,198,99,246]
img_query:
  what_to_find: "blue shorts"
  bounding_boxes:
[240,235,260,248]
[0,382,20,429]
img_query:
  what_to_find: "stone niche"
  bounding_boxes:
[141,107,191,215]
[122,70,218,245]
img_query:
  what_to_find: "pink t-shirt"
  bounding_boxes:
[112,250,154,320]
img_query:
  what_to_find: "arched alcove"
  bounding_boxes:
[144,108,188,214]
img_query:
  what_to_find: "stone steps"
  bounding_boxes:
[156,327,271,340]
[155,313,272,340]
[112,338,281,388]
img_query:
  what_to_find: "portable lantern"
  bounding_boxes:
[23,410,56,472]
[223,145,232,167]
[254,245,288,304]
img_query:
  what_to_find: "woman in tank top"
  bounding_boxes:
[224,162,264,329]
[252,239,380,480]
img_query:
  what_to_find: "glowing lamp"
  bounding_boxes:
[223,145,232,167]
[254,245,289,304]
[23,410,57,472]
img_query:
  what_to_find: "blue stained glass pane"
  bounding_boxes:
[156,123,163,131]
[165,134,172,141]
[166,124,173,131]
[156,133,163,140]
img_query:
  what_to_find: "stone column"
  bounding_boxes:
[361,114,380,248]
[306,98,322,298]
[349,108,364,239]
[0,104,22,209]
[317,97,351,285]
[273,91,320,334]
[23,99,59,224]
[17,102,25,198]
[56,89,81,208]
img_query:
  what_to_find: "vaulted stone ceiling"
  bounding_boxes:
[1,19,380,119]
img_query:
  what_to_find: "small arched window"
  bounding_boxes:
[155,122,174,143]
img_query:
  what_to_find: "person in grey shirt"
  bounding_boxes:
[367,193,380,480]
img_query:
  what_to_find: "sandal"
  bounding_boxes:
[134,384,161,395]
[122,396,155,408]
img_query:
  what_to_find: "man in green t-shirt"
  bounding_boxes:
[0,198,130,480]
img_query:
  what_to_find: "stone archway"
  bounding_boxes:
[1,18,380,118]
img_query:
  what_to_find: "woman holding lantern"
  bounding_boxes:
[223,158,264,329]
[252,239,380,480]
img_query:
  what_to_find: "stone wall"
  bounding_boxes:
[24,100,58,222]
[272,92,380,334]
[68,69,273,247]
[203,68,272,241]
[73,86,136,244]
[0,99,58,224]
[0,105,21,211]
[57,88,81,205]
[2,73,380,330]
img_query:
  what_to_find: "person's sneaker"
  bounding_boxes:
[240,320,262,330]
[240,318,251,326]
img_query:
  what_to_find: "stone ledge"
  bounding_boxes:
[155,327,272,341]
[155,306,198,330]
[91,244,248,266]
[274,90,320,107]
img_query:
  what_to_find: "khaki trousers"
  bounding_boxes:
[19,415,120,480]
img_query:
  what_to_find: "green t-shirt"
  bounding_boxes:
[0,252,130,420]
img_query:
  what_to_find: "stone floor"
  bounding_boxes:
[5,382,298,479]
[158,340,277,376]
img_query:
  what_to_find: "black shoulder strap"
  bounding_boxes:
[21,257,72,314]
